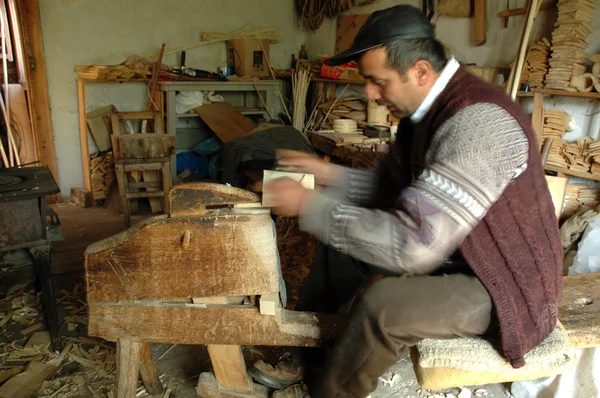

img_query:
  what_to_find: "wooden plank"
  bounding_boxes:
[88,306,346,347]
[545,165,600,182]
[86,105,114,152]
[207,345,252,391]
[139,344,164,396]
[194,103,255,142]
[0,361,57,398]
[116,338,142,398]
[19,0,59,196]
[77,79,92,191]
[532,92,544,150]
[559,273,600,348]
[544,175,567,220]
[7,84,37,165]
[474,0,487,46]
[168,182,259,217]
[84,212,279,302]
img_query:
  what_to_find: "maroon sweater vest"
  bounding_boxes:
[373,66,563,367]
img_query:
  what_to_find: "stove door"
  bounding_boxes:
[0,198,43,249]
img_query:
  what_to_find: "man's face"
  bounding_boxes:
[358,47,423,118]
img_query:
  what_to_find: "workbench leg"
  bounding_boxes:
[208,345,252,390]
[30,244,62,352]
[117,338,142,398]
[197,345,269,397]
[139,343,164,396]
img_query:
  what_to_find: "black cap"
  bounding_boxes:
[325,5,435,66]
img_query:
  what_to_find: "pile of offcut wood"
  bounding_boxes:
[316,97,367,130]
[545,0,596,91]
[520,38,551,89]
[562,184,600,218]
[90,152,115,201]
[542,109,572,169]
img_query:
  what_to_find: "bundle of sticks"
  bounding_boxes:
[90,152,115,201]
[519,38,551,89]
[292,66,312,132]
[545,0,596,91]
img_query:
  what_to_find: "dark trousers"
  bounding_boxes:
[294,244,494,398]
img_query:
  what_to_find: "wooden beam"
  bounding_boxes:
[17,0,59,198]
[207,345,253,391]
[89,305,346,347]
[499,0,556,17]
[116,338,142,398]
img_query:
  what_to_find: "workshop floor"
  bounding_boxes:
[0,202,513,397]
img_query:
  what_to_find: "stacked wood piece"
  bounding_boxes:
[545,0,596,91]
[560,137,600,175]
[562,184,600,218]
[520,39,551,89]
[317,97,368,130]
[542,109,572,168]
[90,152,115,201]
[570,54,600,92]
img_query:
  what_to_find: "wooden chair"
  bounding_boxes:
[111,111,175,226]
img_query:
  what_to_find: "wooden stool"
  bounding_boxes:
[111,110,175,226]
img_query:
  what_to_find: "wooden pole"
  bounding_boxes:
[506,0,542,100]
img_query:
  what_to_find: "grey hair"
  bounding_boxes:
[383,38,447,77]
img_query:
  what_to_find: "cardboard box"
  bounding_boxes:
[227,39,270,78]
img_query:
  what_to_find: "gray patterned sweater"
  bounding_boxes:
[299,103,529,275]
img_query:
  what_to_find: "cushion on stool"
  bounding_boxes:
[412,322,576,390]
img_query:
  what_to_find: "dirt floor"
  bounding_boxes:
[0,201,513,397]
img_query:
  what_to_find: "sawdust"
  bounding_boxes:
[275,217,318,309]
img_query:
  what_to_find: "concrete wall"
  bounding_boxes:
[39,0,303,194]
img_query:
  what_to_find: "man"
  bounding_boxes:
[252,5,563,398]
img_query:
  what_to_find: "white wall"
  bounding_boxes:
[39,0,303,194]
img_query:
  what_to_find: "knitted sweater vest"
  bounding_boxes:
[372,66,563,368]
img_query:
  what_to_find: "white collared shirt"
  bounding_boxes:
[410,57,460,123]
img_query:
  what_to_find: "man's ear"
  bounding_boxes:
[412,60,435,86]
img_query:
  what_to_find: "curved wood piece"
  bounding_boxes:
[139,344,164,396]
[168,182,260,217]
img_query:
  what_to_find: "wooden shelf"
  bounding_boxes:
[545,165,600,181]
[518,89,600,100]
[76,78,150,83]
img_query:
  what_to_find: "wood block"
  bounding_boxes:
[70,187,93,208]
[84,212,279,302]
[197,372,268,398]
[0,361,58,398]
[259,294,280,315]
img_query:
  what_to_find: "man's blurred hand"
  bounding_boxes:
[276,149,335,187]
[265,177,312,217]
